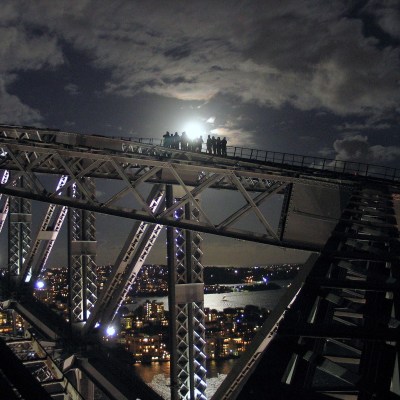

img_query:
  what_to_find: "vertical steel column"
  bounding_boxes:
[8,177,31,278]
[68,179,97,324]
[0,170,10,234]
[167,185,207,400]
[167,185,179,400]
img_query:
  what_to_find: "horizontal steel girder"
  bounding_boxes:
[0,137,340,249]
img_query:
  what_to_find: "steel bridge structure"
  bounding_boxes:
[0,125,398,400]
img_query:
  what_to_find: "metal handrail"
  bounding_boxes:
[117,136,400,183]
[0,125,397,182]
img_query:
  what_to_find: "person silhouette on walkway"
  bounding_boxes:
[221,137,227,156]
[173,132,180,149]
[181,131,188,151]
[163,131,171,148]
[197,136,204,152]
[216,137,221,156]
[212,136,217,155]
[206,135,212,154]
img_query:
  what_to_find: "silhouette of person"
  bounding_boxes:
[181,132,188,151]
[216,137,221,156]
[163,131,171,148]
[221,137,227,156]
[212,136,217,155]
[197,136,203,152]
[173,132,180,149]
[206,135,212,154]
[188,137,194,152]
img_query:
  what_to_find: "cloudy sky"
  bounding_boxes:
[1,0,399,167]
[0,1,399,266]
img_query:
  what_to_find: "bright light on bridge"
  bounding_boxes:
[35,280,45,289]
[106,326,116,336]
[183,121,204,140]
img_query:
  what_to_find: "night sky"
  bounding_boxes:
[0,1,399,266]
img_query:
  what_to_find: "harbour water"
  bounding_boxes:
[131,280,292,397]
[135,358,236,383]
[127,280,292,312]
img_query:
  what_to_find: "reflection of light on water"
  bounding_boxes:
[127,281,290,312]
[142,363,231,399]
[151,373,222,399]
[135,361,170,383]
[205,286,287,311]
[130,282,292,396]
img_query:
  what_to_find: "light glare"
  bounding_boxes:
[106,326,116,336]
[36,281,45,289]
[184,122,203,140]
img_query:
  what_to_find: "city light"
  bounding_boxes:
[35,280,45,289]
[22,263,298,365]
[24,270,33,283]
[106,326,116,336]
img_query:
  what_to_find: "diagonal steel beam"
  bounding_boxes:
[167,164,216,229]
[229,172,280,240]
[159,173,222,219]
[218,182,286,230]
[53,153,97,204]
[109,158,155,215]
[4,146,46,194]
[83,184,165,334]
[102,165,161,207]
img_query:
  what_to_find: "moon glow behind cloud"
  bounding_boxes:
[183,121,205,140]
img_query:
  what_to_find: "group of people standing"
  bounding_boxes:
[206,135,227,156]
[162,131,202,152]
[162,131,228,156]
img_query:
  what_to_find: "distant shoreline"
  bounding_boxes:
[132,281,282,298]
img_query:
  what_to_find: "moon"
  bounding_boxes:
[183,122,204,140]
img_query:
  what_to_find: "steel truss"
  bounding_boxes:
[20,176,69,284]
[217,183,400,400]
[0,126,398,400]
[1,298,163,400]
[68,179,97,324]
[0,170,9,233]
[8,176,31,277]
[167,186,207,400]
[0,126,346,250]
[1,331,83,399]
[84,184,166,334]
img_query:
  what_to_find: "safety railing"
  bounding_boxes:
[118,136,400,183]
[226,146,400,182]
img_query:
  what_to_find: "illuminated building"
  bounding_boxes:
[0,310,24,334]
[143,300,165,322]
[0,311,13,334]
[125,333,169,363]
[121,313,134,330]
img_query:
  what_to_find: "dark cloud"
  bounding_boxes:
[164,44,192,60]
[0,0,398,164]
[365,0,400,40]
[1,1,397,112]
[0,18,63,124]
[0,77,42,125]
[333,134,400,163]
[64,83,80,95]
[335,121,392,131]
